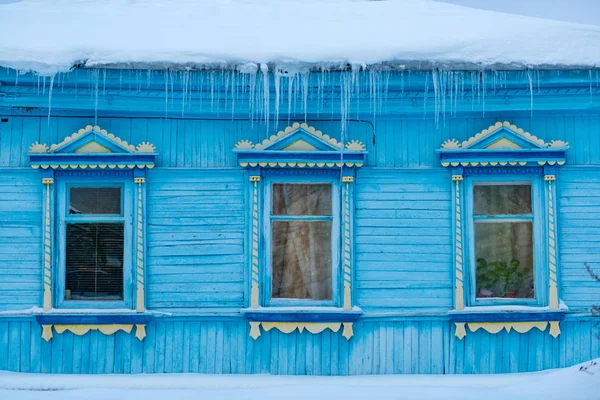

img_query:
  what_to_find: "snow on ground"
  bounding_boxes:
[0,359,598,400]
[0,0,599,75]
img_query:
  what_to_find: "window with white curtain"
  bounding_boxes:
[265,177,339,306]
[271,183,333,301]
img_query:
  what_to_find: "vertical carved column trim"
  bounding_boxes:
[134,177,146,312]
[452,175,465,312]
[341,176,354,311]
[545,174,559,311]
[42,177,54,312]
[250,176,261,309]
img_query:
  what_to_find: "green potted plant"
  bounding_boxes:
[476,258,501,297]
[502,259,530,298]
[476,258,530,298]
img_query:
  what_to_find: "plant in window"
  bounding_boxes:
[502,259,530,298]
[477,258,530,298]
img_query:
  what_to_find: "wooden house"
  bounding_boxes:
[0,1,599,376]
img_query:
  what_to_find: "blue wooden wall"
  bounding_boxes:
[0,69,599,374]
[0,317,597,374]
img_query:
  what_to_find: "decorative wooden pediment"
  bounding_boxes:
[234,122,367,168]
[438,121,569,167]
[28,125,157,169]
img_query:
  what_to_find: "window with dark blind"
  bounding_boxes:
[66,223,124,300]
[70,187,121,215]
[64,186,125,301]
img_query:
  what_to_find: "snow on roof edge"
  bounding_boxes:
[1,0,600,76]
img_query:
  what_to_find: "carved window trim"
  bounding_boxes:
[234,123,366,340]
[28,125,157,341]
[439,122,569,339]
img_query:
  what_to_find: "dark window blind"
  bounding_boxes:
[70,187,121,215]
[66,223,124,301]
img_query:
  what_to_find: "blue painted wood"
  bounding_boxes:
[0,68,599,375]
[243,310,361,322]
[449,311,566,322]
[35,314,153,324]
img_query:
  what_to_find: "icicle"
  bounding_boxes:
[92,69,99,125]
[47,74,55,125]
[181,70,190,117]
[274,69,281,129]
[431,70,439,126]
[164,70,169,119]
[527,70,534,117]
[231,71,236,119]
[590,69,594,104]
[261,64,270,128]
[286,73,293,126]
[481,71,486,117]
[423,71,429,118]
[302,72,309,122]
[210,71,215,112]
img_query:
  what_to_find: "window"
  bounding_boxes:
[439,121,569,315]
[234,123,366,340]
[472,183,534,299]
[29,126,156,342]
[65,187,125,301]
[269,182,336,303]
[58,181,133,307]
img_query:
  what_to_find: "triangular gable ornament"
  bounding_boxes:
[438,121,569,167]
[234,123,367,168]
[28,125,157,170]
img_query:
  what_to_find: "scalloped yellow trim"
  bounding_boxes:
[31,164,154,170]
[454,321,561,339]
[248,322,354,340]
[29,125,156,154]
[239,162,361,168]
[41,324,147,342]
[440,121,569,150]
[233,122,366,151]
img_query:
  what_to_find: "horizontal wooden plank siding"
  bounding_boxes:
[0,169,42,310]
[354,168,453,311]
[0,317,597,374]
[3,114,600,169]
[558,166,600,312]
[145,169,247,310]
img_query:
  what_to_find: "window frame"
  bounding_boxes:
[56,177,134,309]
[464,173,547,307]
[262,174,341,308]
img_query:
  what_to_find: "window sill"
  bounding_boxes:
[35,312,153,325]
[448,303,568,323]
[241,306,363,323]
[241,307,362,340]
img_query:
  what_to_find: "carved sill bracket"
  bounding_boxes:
[450,310,566,340]
[249,321,354,340]
[243,308,362,341]
[454,321,561,340]
[36,314,153,342]
[41,324,147,342]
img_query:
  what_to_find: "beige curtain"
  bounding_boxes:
[272,184,332,300]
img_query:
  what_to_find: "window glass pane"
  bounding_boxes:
[272,221,332,300]
[69,187,121,215]
[475,222,534,299]
[272,184,332,216]
[66,223,124,301]
[474,184,532,215]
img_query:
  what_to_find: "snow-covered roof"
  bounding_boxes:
[0,0,599,75]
